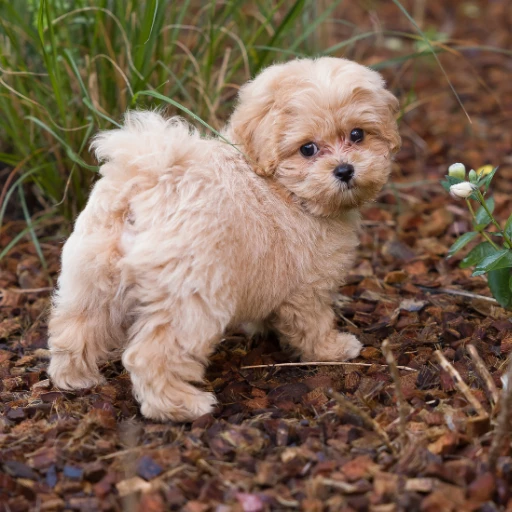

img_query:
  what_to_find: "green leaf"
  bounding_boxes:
[460,242,499,269]
[488,267,512,309]
[472,249,512,276]
[474,196,495,228]
[440,180,451,192]
[505,213,512,240]
[468,169,478,184]
[477,166,499,193]
[447,232,478,258]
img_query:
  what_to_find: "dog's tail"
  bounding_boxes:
[90,110,201,181]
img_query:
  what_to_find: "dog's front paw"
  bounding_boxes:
[335,333,363,360]
[302,332,363,362]
[48,353,105,390]
[140,389,217,423]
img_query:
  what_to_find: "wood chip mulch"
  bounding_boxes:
[1,2,512,511]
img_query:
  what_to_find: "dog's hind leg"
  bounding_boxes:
[120,268,226,422]
[48,229,125,390]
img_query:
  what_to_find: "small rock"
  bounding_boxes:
[63,465,83,480]
[6,408,26,421]
[46,465,58,488]
[3,460,39,480]
[236,492,264,512]
[116,476,152,496]
[136,456,163,481]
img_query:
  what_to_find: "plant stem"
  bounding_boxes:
[475,190,512,249]
[466,199,500,250]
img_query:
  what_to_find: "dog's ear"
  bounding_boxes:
[381,90,401,154]
[228,65,286,177]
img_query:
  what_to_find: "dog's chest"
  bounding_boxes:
[300,219,358,283]
[267,209,359,293]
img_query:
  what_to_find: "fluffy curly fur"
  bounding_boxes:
[47,57,400,421]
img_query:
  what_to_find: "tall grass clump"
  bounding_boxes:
[0,0,342,224]
[1,0,505,240]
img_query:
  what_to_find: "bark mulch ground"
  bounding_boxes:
[1,2,512,511]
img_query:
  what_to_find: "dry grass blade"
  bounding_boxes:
[382,339,409,446]
[10,287,52,294]
[240,361,417,371]
[435,350,488,417]
[489,356,512,472]
[421,287,499,304]
[467,344,499,407]
[327,389,397,456]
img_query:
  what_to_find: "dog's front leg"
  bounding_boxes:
[272,287,362,362]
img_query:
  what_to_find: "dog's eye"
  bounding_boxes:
[299,142,319,157]
[350,128,364,143]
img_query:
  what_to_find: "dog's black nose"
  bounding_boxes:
[333,163,354,182]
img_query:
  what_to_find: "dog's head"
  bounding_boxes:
[229,57,400,217]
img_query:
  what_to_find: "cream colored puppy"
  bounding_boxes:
[48,57,400,421]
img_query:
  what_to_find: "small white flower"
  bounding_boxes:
[449,182,476,199]
[448,163,466,180]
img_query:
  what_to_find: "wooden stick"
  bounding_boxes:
[240,361,417,372]
[467,344,499,407]
[327,389,396,456]
[382,339,409,446]
[489,356,512,472]
[420,287,498,304]
[9,287,53,294]
[434,350,487,417]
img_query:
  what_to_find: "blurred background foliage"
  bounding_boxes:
[0,0,510,234]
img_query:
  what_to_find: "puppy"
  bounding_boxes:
[48,57,400,421]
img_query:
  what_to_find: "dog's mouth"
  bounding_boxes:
[337,179,356,191]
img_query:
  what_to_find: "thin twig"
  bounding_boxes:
[319,478,361,493]
[9,287,53,294]
[361,220,397,227]
[328,389,396,456]
[420,287,498,304]
[467,344,499,407]
[98,443,158,460]
[382,339,410,446]
[240,361,417,371]
[338,313,358,328]
[435,350,488,417]
[489,356,512,472]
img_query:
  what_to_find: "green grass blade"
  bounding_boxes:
[256,0,306,71]
[0,166,47,231]
[18,185,50,279]
[289,0,343,52]
[37,0,67,123]
[132,89,235,146]
[82,98,122,128]
[25,116,99,171]
[0,213,54,262]
[391,0,471,123]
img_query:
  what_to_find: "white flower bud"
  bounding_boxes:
[468,169,477,183]
[448,163,466,180]
[449,182,476,199]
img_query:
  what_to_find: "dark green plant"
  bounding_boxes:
[442,164,512,309]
